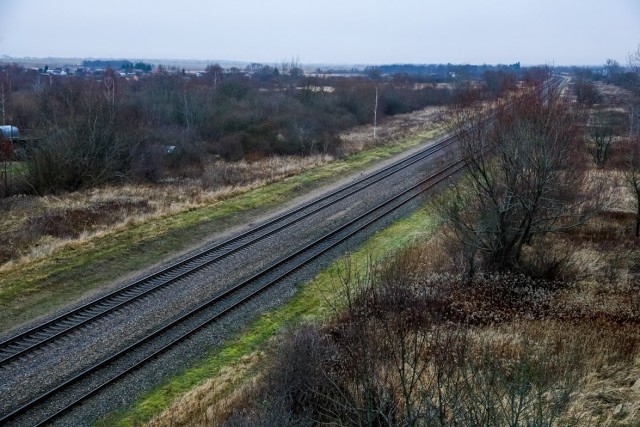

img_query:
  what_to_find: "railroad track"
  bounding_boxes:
[0,134,455,424]
[0,145,464,426]
[0,132,456,367]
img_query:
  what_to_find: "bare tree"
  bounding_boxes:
[574,78,600,107]
[627,44,640,138]
[0,69,11,124]
[102,68,119,109]
[605,58,623,82]
[204,63,223,89]
[628,44,640,74]
[588,116,615,168]
[624,140,640,237]
[440,83,600,274]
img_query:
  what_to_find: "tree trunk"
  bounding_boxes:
[636,196,640,238]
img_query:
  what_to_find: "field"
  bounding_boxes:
[2,63,639,426]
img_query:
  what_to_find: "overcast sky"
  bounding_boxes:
[1,0,639,66]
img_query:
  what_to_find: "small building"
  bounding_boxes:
[0,125,19,139]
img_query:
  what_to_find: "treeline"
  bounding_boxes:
[363,62,521,80]
[572,59,640,107]
[82,60,153,72]
[0,61,534,195]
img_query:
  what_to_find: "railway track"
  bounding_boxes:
[0,132,456,367]
[1,134,463,425]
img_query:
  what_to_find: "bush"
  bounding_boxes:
[230,254,588,426]
[25,128,130,194]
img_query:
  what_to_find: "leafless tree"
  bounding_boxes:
[204,63,223,89]
[0,70,11,124]
[605,58,623,81]
[624,140,640,237]
[628,44,640,74]
[588,116,615,168]
[102,68,119,110]
[626,44,640,137]
[440,83,600,274]
[574,78,600,107]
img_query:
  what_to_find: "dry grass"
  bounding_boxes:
[214,240,639,425]
[339,106,444,154]
[0,154,332,270]
[145,352,266,427]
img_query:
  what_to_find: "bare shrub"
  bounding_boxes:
[230,255,589,426]
[588,116,615,168]
[518,237,578,281]
[24,199,153,238]
[440,81,602,276]
[226,325,342,427]
[129,144,168,183]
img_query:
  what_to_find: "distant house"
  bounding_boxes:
[0,126,19,139]
[51,67,67,76]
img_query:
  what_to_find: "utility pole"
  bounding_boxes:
[632,103,635,139]
[373,86,378,140]
[0,85,6,125]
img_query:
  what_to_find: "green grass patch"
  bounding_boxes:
[99,206,439,427]
[1,161,27,176]
[0,128,443,331]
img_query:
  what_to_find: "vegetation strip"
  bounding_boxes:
[98,207,438,427]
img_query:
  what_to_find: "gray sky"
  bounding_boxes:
[1,0,639,66]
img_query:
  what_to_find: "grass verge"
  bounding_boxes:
[97,205,439,426]
[0,128,443,332]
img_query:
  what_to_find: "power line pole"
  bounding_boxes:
[373,86,378,140]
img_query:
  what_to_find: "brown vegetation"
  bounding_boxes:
[206,203,640,425]
[0,63,455,196]
[0,154,332,268]
[0,103,443,270]
[440,77,603,276]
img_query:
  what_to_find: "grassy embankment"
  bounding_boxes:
[97,197,440,427]
[0,126,444,332]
